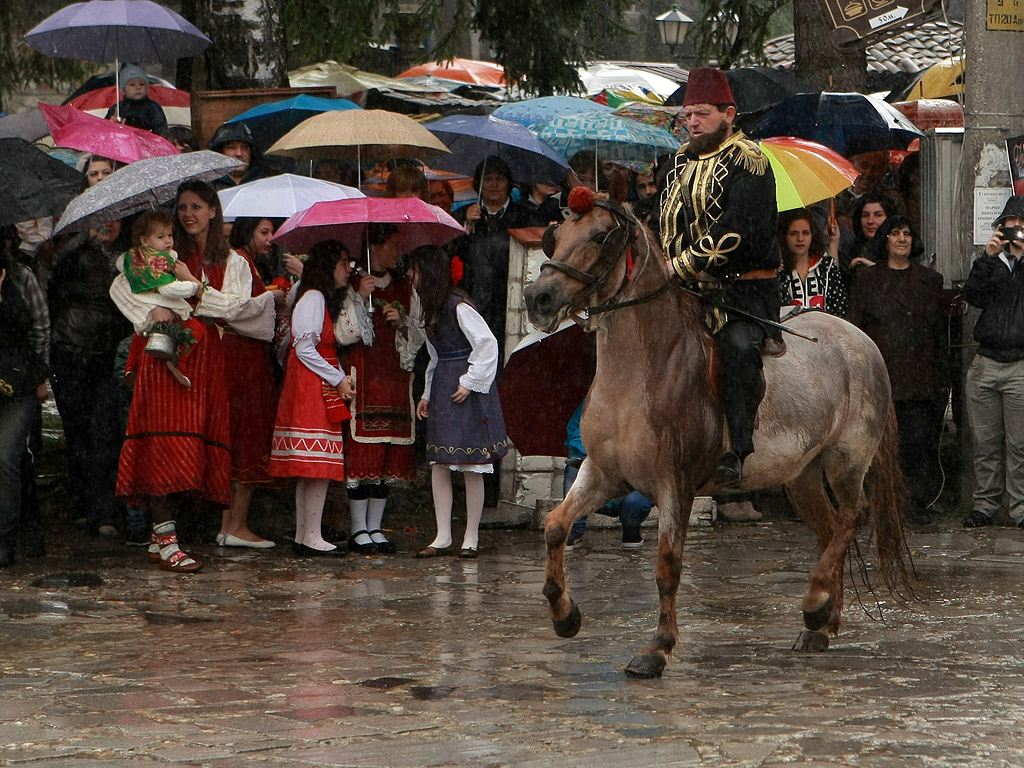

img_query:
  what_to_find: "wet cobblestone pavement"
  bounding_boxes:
[3,507,1024,767]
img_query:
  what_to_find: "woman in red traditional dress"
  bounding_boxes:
[112,181,274,572]
[269,240,360,556]
[340,223,423,554]
[212,217,285,549]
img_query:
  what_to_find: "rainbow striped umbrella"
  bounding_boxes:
[759,137,859,211]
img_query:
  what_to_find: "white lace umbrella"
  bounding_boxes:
[54,150,241,234]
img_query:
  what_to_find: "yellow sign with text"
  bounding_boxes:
[989,0,1024,31]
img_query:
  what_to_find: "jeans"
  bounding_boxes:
[0,393,37,542]
[563,455,653,541]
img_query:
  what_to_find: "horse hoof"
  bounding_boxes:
[624,653,666,678]
[791,629,830,653]
[552,599,581,638]
[802,595,833,632]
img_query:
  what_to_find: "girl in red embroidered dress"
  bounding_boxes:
[270,240,361,556]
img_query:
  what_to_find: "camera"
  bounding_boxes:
[1000,225,1024,242]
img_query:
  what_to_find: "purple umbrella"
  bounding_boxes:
[25,0,210,119]
[426,114,569,185]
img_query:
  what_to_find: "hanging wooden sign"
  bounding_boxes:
[815,0,942,47]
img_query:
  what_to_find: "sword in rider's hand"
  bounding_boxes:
[675,282,819,343]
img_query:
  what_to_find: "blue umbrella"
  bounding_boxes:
[426,114,569,185]
[227,94,362,153]
[492,96,613,130]
[534,113,681,165]
[745,92,925,156]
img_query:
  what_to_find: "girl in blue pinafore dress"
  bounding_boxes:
[409,246,508,559]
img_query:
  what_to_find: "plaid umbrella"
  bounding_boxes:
[534,112,681,164]
[612,103,688,139]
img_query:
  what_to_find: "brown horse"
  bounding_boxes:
[523,193,911,678]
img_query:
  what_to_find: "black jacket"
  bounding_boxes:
[452,200,536,339]
[847,262,949,400]
[207,122,267,189]
[47,234,130,356]
[105,96,167,135]
[963,253,1024,362]
[660,130,781,281]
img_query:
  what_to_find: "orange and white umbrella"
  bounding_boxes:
[397,58,506,87]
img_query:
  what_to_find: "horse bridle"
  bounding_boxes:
[539,199,676,317]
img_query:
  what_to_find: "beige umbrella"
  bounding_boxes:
[266,109,450,166]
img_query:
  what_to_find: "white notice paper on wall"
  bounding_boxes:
[975,187,1013,245]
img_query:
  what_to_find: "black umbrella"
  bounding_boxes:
[665,65,808,115]
[0,138,83,227]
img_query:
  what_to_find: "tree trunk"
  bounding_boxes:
[182,0,288,90]
[793,0,866,92]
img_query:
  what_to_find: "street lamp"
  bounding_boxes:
[656,4,693,59]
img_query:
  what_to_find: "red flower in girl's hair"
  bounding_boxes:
[568,186,596,214]
[450,255,464,286]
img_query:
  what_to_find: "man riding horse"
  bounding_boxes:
[660,67,782,491]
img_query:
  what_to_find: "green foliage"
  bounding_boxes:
[283,0,385,70]
[689,0,791,69]
[431,0,634,95]
[284,0,633,96]
[0,0,93,112]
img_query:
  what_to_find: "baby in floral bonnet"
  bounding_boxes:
[122,209,188,295]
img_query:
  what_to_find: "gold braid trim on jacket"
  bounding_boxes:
[670,232,742,280]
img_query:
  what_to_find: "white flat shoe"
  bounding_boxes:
[218,533,276,549]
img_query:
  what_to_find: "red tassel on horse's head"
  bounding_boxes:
[568,186,596,215]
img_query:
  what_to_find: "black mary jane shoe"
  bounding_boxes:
[348,531,380,555]
[367,529,397,554]
[293,542,347,557]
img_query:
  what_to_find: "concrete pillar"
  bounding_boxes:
[957,8,1024,512]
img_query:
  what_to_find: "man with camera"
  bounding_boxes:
[962,196,1024,527]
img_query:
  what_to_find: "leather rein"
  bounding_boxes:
[538,200,676,318]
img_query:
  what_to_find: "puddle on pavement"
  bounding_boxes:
[31,572,104,588]
[358,676,415,690]
[410,685,455,700]
[142,611,221,625]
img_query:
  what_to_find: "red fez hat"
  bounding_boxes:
[683,67,734,107]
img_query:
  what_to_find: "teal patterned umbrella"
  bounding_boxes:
[533,113,681,164]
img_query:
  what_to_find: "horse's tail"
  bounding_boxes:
[866,405,915,598]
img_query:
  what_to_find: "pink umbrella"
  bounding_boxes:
[272,197,465,257]
[40,102,178,164]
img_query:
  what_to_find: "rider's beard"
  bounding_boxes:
[688,119,730,155]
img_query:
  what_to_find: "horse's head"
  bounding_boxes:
[524,187,638,332]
